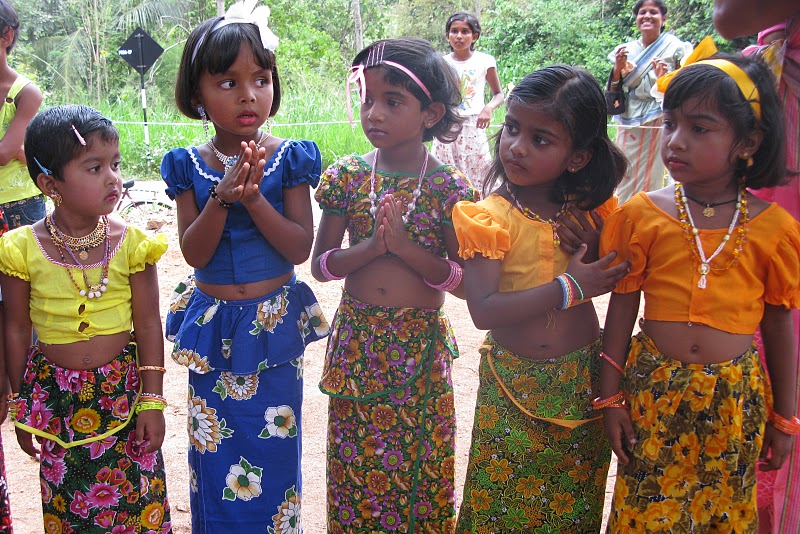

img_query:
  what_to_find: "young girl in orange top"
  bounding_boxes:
[452,65,629,532]
[600,46,800,532]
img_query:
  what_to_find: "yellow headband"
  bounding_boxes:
[656,36,761,120]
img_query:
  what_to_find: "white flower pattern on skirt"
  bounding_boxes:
[223,457,263,502]
[260,405,297,439]
[188,385,233,453]
[268,486,302,534]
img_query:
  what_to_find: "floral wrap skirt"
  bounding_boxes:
[165,274,329,533]
[321,291,459,533]
[608,332,768,533]
[10,343,171,533]
[0,432,12,533]
[456,334,610,533]
[431,115,492,194]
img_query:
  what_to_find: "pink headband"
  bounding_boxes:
[346,42,433,124]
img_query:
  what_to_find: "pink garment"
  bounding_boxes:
[748,15,800,534]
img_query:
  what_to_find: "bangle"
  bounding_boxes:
[135,401,166,414]
[139,392,167,403]
[768,410,800,435]
[424,259,463,292]
[609,79,620,87]
[138,365,166,374]
[562,273,584,301]
[599,351,625,374]
[319,248,345,281]
[592,391,626,410]
[555,274,575,310]
[208,185,233,208]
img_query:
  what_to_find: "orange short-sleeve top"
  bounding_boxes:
[454,194,618,292]
[599,192,800,334]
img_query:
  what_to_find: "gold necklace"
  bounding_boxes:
[46,215,107,260]
[45,214,111,298]
[506,184,566,247]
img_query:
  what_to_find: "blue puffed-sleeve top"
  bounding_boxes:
[160,139,322,285]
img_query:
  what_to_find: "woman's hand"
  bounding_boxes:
[759,424,796,471]
[652,58,669,78]
[15,426,40,460]
[565,245,630,300]
[556,207,605,262]
[136,409,166,453]
[477,106,493,129]
[603,407,637,465]
[613,46,630,79]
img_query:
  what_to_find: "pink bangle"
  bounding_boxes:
[424,259,463,292]
[319,248,344,281]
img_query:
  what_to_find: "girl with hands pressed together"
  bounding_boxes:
[313,38,475,532]
[161,1,329,531]
[452,66,628,532]
[2,105,171,532]
[600,41,800,532]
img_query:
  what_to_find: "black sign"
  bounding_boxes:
[118,28,163,75]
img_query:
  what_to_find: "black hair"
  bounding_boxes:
[662,53,789,189]
[486,65,626,209]
[445,12,481,51]
[633,0,667,33]
[0,0,19,54]
[175,18,281,120]
[352,38,463,143]
[24,105,119,184]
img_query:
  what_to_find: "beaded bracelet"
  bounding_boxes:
[139,392,167,403]
[599,351,625,375]
[319,248,345,281]
[135,401,166,414]
[4,392,19,402]
[208,185,233,209]
[592,391,626,410]
[424,259,463,292]
[768,410,800,435]
[138,365,166,374]
[562,273,585,301]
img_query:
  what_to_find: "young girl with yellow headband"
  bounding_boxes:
[600,41,800,531]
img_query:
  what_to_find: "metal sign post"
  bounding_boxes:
[118,28,164,146]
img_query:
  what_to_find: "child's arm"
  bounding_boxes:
[1,273,39,459]
[0,306,6,423]
[464,244,629,330]
[759,303,798,471]
[130,264,166,453]
[477,66,504,129]
[0,83,42,166]
[600,291,641,465]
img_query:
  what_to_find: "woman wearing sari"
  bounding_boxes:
[606,0,692,202]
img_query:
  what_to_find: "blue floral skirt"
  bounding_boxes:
[166,275,329,533]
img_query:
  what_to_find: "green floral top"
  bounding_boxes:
[315,154,477,256]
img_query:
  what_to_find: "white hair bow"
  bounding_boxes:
[191,0,278,63]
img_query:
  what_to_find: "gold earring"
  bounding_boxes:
[51,191,62,207]
[741,152,754,168]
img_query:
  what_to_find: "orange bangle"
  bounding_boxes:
[769,410,800,435]
[600,351,625,374]
[592,391,625,410]
[138,365,166,373]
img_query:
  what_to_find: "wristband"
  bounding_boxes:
[424,259,463,292]
[599,351,625,375]
[135,401,166,414]
[138,365,166,374]
[319,248,345,281]
[592,391,626,410]
[562,273,584,301]
[208,185,233,208]
[555,274,574,310]
[768,410,800,435]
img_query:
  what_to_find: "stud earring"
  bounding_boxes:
[51,191,62,207]
[198,106,209,137]
[568,167,576,173]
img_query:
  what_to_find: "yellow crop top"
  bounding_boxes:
[600,192,800,334]
[453,194,618,292]
[0,223,167,343]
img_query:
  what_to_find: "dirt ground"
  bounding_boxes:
[2,205,618,533]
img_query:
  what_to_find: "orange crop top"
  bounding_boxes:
[454,194,618,292]
[600,192,800,334]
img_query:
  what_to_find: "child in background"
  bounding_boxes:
[313,37,475,533]
[600,46,800,532]
[452,65,629,532]
[2,104,170,532]
[432,12,503,194]
[161,1,328,531]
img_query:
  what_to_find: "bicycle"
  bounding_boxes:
[115,178,174,217]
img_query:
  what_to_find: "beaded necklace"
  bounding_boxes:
[208,131,269,172]
[505,183,566,247]
[47,217,106,260]
[674,181,749,289]
[368,147,428,223]
[46,214,111,299]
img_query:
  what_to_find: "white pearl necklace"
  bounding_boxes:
[208,131,269,172]
[676,182,743,289]
[369,148,428,223]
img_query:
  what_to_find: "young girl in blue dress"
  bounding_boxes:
[3,104,171,533]
[160,1,329,531]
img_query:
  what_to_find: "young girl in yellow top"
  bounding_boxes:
[452,65,629,532]
[1,105,171,533]
[600,46,800,532]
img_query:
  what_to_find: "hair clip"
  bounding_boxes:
[71,124,86,146]
[33,157,52,176]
